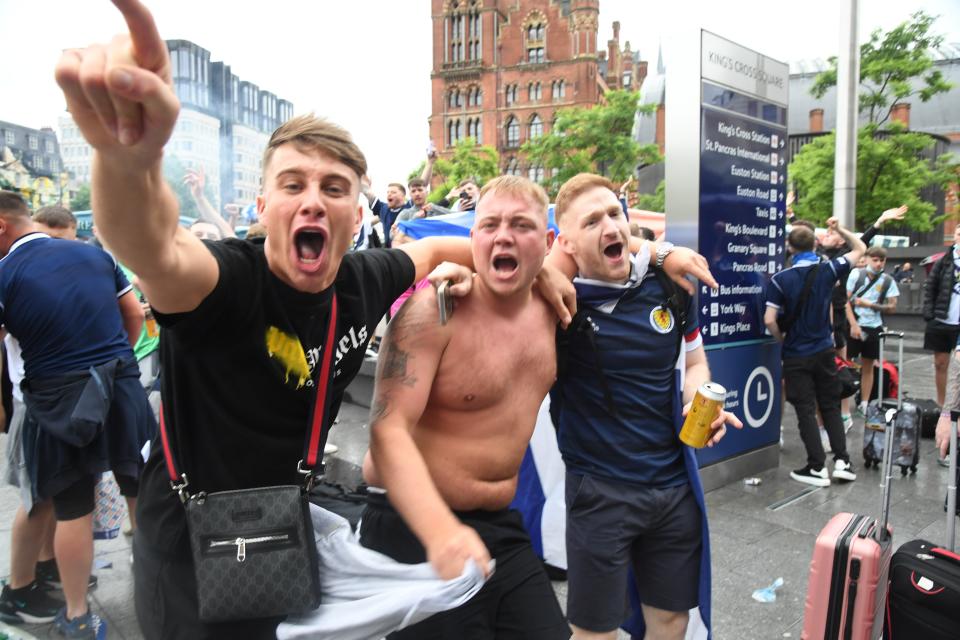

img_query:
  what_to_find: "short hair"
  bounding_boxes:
[263,114,367,180]
[791,219,815,232]
[629,223,656,241]
[476,175,548,220]
[244,222,267,239]
[408,178,426,190]
[33,205,76,229]
[554,173,617,226]
[787,225,815,252]
[458,177,479,188]
[0,190,30,219]
[387,183,406,195]
[865,246,887,259]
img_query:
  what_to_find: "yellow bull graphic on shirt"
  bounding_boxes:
[265,326,311,389]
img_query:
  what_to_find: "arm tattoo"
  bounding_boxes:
[370,391,391,423]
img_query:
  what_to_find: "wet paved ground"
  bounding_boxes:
[2,330,955,639]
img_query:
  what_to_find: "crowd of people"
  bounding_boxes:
[0,2,956,640]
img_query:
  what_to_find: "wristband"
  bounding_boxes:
[941,410,952,419]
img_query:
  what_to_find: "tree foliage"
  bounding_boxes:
[791,12,957,230]
[70,183,91,211]
[810,11,953,127]
[409,138,500,204]
[521,89,661,196]
[635,179,665,212]
[791,124,956,230]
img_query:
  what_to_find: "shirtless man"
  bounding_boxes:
[359,176,570,639]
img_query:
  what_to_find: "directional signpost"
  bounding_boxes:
[666,30,789,487]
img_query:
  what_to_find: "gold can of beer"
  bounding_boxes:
[679,382,726,448]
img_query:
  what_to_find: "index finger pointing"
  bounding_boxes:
[111,0,167,72]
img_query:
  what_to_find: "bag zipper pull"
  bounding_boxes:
[236,537,246,562]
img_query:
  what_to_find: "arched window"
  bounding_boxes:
[528,114,543,140]
[449,88,461,109]
[506,157,520,176]
[475,87,483,106]
[552,79,565,101]
[505,117,520,148]
[467,118,482,142]
[467,2,481,61]
[528,164,544,183]
[505,84,517,106]
[528,82,541,102]
[448,119,463,147]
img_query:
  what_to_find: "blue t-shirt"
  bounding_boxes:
[0,233,134,379]
[766,253,851,358]
[555,271,701,488]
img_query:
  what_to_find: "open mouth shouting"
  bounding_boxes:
[492,253,519,278]
[603,240,625,262]
[293,227,328,272]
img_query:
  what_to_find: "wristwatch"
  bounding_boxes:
[655,242,675,269]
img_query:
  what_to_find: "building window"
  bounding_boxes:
[527,47,544,64]
[528,82,542,102]
[448,119,463,147]
[4,131,14,145]
[528,115,543,140]
[505,117,519,148]
[45,140,54,153]
[467,118,482,142]
[505,157,520,176]
[525,20,546,65]
[528,164,544,183]
[552,80,565,101]
[448,2,464,63]
[467,3,481,61]
[505,84,518,106]
[623,72,632,88]
[28,135,38,150]
[449,88,462,109]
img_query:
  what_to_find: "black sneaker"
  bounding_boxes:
[0,581,62,624]
[36,561,98,591]
[790,465,831,487]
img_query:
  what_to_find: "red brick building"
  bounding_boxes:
[429,0,644,179]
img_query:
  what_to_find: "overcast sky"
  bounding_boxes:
[1,0,957,190]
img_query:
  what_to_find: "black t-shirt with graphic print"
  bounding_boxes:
[137,238,415,557]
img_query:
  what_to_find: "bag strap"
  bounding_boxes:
[160,294,339,500]
[876,274,893,305]
[780,263,821,334]
[854,269,882,299]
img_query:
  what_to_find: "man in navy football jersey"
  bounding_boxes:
[548,173,741,640]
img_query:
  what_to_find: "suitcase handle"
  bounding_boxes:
[931,547,960,565]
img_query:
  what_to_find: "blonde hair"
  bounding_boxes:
[554,173,617,226]
[263,114,367,179]
[476,175,549,220]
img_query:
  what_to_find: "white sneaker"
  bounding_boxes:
[833,459,857,482]
[323,442,339,455]
[790,465,831,487]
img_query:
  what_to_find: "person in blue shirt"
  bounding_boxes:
[0,191,153,637]
[765,218,866,487]
[548,173,741,640]
[846,246,899,413]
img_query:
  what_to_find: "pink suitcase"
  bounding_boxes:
[800,331,902,639]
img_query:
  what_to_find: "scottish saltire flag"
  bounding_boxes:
[398,207,560,240]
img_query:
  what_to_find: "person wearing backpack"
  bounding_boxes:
[923,225,960,408]
[847,246,899,415]
[765,218,866,487]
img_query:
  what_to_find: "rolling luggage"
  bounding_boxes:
[907,397,940,439]
[862,334,919,475]
[800,333,903,640]
[885,414,960,638]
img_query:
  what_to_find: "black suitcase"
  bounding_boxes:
[885,415,960,638]
[908,397,940,439]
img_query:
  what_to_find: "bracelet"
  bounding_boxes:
[941,410,952,419]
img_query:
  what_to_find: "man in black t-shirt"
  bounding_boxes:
[53,4,578,637]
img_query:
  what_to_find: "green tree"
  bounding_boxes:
[410,138,500,204]
[70,183,91,211]
[635,179,665,212]
[791,11,956,230]
[521,89,661,196]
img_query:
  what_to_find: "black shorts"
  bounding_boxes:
[833,320,848,350]
[358,494,569,640]
[52,472,139,521]
[565,473,702,632]
[848,326,882,360]
[924,324,960,354]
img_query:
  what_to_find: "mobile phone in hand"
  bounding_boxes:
[437,280,454,325]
